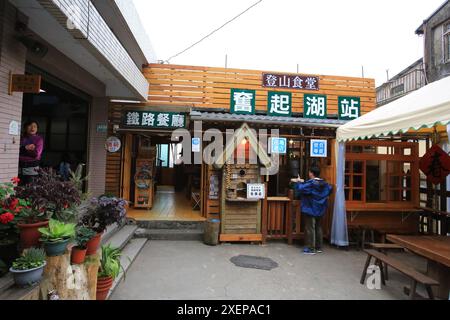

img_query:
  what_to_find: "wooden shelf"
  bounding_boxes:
[226,198,260,203]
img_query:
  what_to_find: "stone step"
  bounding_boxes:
[103,225,138,251]
[135,228,204,241]
[136,220,205,230]
[107,238,147,299]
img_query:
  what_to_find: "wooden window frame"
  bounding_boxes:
[346,140,420,211]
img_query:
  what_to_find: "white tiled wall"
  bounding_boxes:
[38,0,149,99]
[0,1,27,182]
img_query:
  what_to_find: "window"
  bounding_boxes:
[345,141,419,209]
[444,22,450,62]
[390,84,404,97]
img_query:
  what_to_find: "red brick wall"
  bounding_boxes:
[0,2,27,182]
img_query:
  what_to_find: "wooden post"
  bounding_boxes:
[40,250,100,300]
[287,189,294,245]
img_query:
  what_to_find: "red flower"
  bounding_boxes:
[0,212,14,224]
[11,177,20,185]
[8,198,19,210]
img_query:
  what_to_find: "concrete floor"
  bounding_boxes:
[111,241,428,300]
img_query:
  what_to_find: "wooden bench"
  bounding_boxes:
[361,249,439,300]
[369,243,405,280]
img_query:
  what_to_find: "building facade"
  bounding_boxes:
[416,0,450,83]
[376,59,426,107]
[0,0,156,196]
[105,64,386,241]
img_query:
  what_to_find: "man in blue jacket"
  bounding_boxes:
[292,166,333,255]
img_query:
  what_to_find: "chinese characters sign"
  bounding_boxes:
[304,94,327,119]
[263,73,319,91]
[123,111,186,129]
[338,97,361,120]
[9,74,41,94]
[419,145,450,185]
[310,139,328,158]
[268,91,292,117]
[230,89,256,114]
[229,88,362,120]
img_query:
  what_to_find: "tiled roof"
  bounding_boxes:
[189,111,347,128]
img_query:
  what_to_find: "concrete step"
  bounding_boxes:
[136,220,205,230]
[103,225,138,251]
[135,228,204,241]
[100,223,121,246]
[107,238,147,299]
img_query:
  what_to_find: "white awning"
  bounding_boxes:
[337,76,450,142]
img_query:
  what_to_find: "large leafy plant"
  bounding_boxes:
[39,219,76,243]
[11,248,46,271]
[98,245,124,279]
[80,196,127,233]
[15,168,82,223]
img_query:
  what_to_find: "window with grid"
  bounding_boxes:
[445,22,450,62]
[345,141,419,209]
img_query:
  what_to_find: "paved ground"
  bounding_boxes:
[111,241,428,300]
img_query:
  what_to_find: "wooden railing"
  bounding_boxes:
[262,190,303,244]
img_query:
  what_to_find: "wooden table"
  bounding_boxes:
[386,235,450,299]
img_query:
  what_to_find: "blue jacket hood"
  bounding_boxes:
[295,179,333,217]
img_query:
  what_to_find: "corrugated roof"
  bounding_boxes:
[189,111,347,128]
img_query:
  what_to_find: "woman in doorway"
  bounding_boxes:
[19,121,44,185]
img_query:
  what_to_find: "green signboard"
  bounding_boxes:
[338,96,361,120]
[230,89,256,114]
[304,94,327,119]
[268,91,292,117]
[123,111,186,129]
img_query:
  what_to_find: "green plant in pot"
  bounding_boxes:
[96,244,125,300]
[9,248,46,287]
[80,195,128,256]
[15,168,82,249]
[38,219,76,257]
[71,226,96,265]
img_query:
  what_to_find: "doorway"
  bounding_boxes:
[21,65,90,187]
[124,134,204,221]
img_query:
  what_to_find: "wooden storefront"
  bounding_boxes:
[103,63,433,243]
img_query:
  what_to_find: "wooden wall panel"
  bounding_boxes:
[144,64,376,115]
[105,105,122,196]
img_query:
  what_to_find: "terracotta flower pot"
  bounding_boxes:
[18,220,49,249]
[86,232,103,256]
[71,246,87,265]
[96,276,113,300]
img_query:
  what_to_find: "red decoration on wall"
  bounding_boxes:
[419,144,450,185]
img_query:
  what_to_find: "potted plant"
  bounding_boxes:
[9,248,46,287]
[96,244,123,300]
[38,219,76,257]
[15,168,81,249]
[0,178,27,264]
[71,226,96,265]
[80,195,127,256]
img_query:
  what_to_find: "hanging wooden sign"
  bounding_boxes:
[9,73,41,94]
